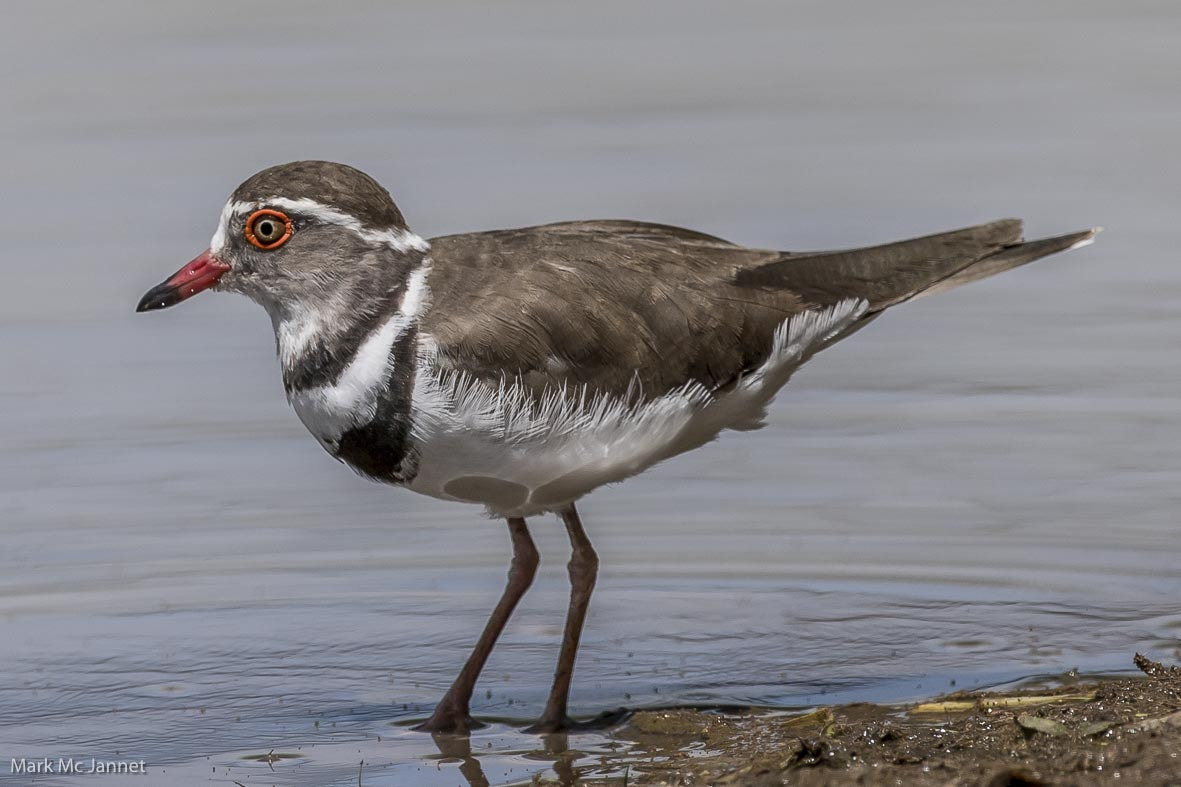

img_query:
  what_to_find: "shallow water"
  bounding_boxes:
[2,1,1179,784]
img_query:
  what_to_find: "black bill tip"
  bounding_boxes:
[136,283,182,313]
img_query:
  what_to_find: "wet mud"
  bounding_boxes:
[570,653,1181,786]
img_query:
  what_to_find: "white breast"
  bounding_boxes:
[405,298,866,517]
[288,310,409,450]
[281,262,432,451]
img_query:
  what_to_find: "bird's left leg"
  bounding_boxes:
[529,503,599,733]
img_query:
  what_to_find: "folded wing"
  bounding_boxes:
[422,219,1096,403]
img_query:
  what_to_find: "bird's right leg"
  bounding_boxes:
[415,516,539,734]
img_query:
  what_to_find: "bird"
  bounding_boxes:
[136,160,1097,734]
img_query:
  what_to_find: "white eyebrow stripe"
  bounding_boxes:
[267,197,430,253]
[209,200,250,254]
[208,197,430,255]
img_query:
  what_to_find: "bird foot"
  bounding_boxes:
[523,715,572,735]
[524,707,629,734]
[413,706,485,735]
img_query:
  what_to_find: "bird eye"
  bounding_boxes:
[245,209,293,249]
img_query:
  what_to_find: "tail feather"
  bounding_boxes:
[735,220,1099,311]
[916,226,1100,300]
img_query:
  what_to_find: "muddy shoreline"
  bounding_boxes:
[589,654,1181,786]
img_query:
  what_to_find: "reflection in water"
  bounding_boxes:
[426,728,611,787]
[2,0,1181,785]
[423,712,634,786]
[430,733,490,787]
[537,734,580,787]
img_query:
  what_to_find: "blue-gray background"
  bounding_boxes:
[2,2,1178,785]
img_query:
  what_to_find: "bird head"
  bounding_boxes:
[136,160,426,314]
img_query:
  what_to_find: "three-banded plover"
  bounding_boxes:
[137,160,1097,733]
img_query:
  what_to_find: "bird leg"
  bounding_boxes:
[529,503,599,733]
[415,516,538,734]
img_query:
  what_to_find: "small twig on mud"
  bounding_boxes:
[358,759,364,786]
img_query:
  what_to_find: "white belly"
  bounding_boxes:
[406,299,865,517]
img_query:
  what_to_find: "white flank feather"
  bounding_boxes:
[407,298,867,516]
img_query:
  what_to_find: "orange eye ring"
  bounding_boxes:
[244,209,293,250]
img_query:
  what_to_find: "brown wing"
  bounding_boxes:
[420,218,1095,401]
[422,220,804,401]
